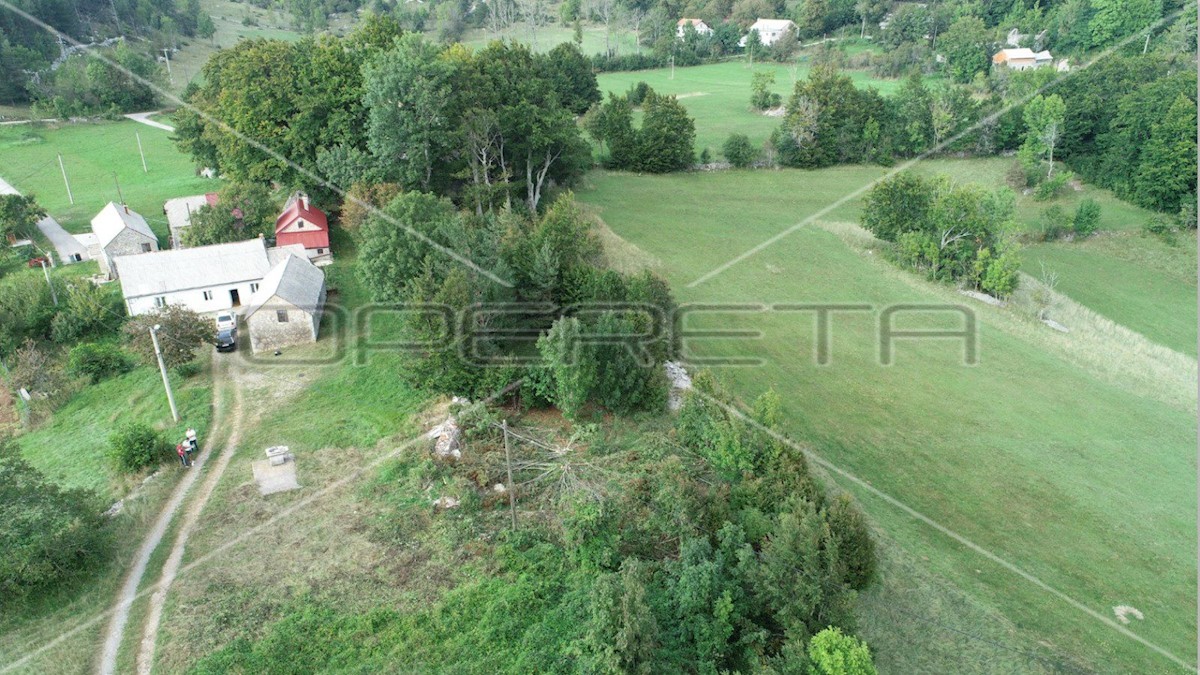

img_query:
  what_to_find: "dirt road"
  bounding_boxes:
[97,357,238,675]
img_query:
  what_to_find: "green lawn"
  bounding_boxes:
[15,357,214,501]
[459,22,643,57]
[0,121,217,241]
[577,168,1197,673]
[596,60,916,156]
[1023,232,1198,354]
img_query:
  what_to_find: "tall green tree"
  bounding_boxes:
[0,194,45,241]
[364,34,459,193]
[938,16,990,83]
[1022,94,1067,176]
[1133,94,1198,212]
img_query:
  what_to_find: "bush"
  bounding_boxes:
[1073,198,1101,237]
[0,440,110,605]
[66,343,131,384]
[1033,171,1074,200]
[1039,205,1073,241]
[1143,214,1178,244]
[1177,195,1196,230]
[108,422,169,473]
[626,81,651,106]
[174,360,203,378]
[722,133,758,168]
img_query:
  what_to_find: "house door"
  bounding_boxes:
[230,289,241,307]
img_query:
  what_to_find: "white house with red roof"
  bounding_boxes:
[274,191,331,265]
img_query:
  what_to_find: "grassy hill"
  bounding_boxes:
[576,166,1197,672]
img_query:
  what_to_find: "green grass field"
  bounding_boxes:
[576,167,1197,672]
[596,59,916,156]
[1024,232,1197,354]
[460,21,643,56]
[0,121,216,241]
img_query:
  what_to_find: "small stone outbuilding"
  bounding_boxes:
[243,254,326,353]
[91,202,158,278]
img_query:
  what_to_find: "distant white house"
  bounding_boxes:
[91,202,158,278]
[677,18,713,39]
[992,47,1053,70]
[244,253,327,353]
[113,237,306,317]
[739,18,797,47]
[164,193,217,249]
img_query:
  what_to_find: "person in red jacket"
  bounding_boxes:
[177,443,190,468]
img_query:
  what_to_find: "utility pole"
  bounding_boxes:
[670,54,675,79]
[1143,31,1151,54]
[39,260,58,306]
[162,48,173,84]
[135,132,147,173]
[57,153,73,205]
[502,420,517,529]
[113,173,125,204]
[150,325,180,422]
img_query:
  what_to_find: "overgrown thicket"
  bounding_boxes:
[863,172,1021,297]
[358,191,676,415]
[191,375,878,673]
[0,266,210,433]
[0,438,110,606]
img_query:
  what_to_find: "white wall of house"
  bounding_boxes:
[125,279,264,316]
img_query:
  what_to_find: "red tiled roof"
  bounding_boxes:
[274,196,328,235]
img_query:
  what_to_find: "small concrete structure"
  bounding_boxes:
[243,254,327,353]
[252,445,300,495]
[91,202,158,278]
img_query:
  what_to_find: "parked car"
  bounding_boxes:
[215,327,237,352]
[215,311,237,331]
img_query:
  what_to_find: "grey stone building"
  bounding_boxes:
[244,254,327,353]
[90,202,159,278]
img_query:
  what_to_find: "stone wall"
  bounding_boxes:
[103,229,158,278]
[247,299,318,353]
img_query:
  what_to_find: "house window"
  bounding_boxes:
[296,221,304,228]
[141,243,152,253]
[154,296,166,308]
[202,290,213,301]
[276,310,289,323]
[316,248,324,254]
[250,283,259,293]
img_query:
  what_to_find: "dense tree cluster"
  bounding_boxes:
[358,191,675,414]
[585,86,697,172]
[863,172,1021,297]
[0,439,109,605]
[176,21,599,212]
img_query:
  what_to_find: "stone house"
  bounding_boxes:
[90,202,159,278]
[243,253,327,353]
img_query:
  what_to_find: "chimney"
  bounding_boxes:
[123,204,130,214]
[301,192,308,210]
